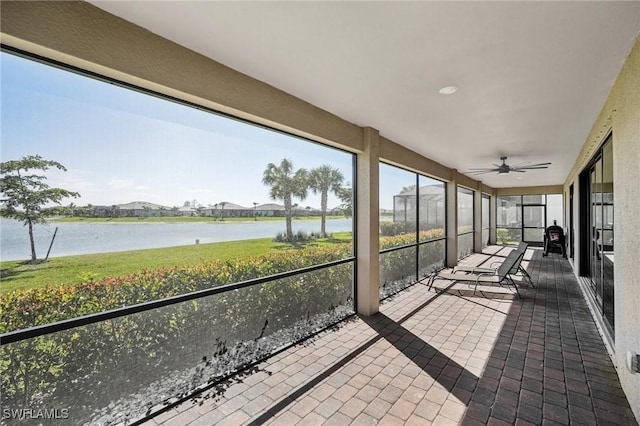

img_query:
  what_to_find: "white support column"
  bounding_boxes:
[356,127,380,316]
[474,182,483,252]
[446,170,458,267]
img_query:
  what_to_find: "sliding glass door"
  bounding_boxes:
[581,134,614,335]
[523,204,545,244]
[590,160,603,305]
[497,195,560,246]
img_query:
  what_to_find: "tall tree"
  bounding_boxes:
[308,165,345,237]
[262,158,308,241]
[0,155,80,262]
[336,183,353,218]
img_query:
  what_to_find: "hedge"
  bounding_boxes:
[0,230,445,424]
[378,229,446,298]
[0,245,354,424]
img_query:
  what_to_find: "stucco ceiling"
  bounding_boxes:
[91,1,639,188]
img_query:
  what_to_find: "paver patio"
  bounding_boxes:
[144,247,637,425]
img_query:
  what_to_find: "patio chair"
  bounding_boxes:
[451,242,534,287]
[427,249,524,298]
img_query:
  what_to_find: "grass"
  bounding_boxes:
[0,232,352,294]
[51,215,349,223]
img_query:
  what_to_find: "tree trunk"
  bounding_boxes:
[285,196,293,241]
[321,190,328,237]
[27,218,37,262]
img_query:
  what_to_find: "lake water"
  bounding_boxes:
[0,218,354,261]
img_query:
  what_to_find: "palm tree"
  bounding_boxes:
[308,165,345,237]
[336,183,353,218]
[262,158,308,241]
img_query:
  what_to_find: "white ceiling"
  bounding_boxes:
[91,1,639,188]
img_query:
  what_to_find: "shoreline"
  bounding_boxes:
[0,232,353,293]
[48,215,353,224]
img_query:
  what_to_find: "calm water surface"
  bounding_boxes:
[0,218,354,261]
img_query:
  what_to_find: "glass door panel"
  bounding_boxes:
[523,205,545,244]
[591,160,603,308]
[579,134,614,338]
[602,141,614,329]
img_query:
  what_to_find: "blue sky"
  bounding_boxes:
[1,52,435,210]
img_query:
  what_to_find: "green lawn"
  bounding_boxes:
[0,232,352,294]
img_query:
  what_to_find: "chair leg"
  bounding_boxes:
[507,276,522,299]
[427,274,436,291]
[519,266,534,287]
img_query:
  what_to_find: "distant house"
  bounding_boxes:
[87,205,114,217]
[209,202,249,218]
[178,206,196,217]
[255,203,285,217]
[297,206,322,216]
[80,201,307,219]
[117,201,170,217]
[328,206,345,216]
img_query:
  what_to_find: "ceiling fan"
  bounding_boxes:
[467,156,551,175]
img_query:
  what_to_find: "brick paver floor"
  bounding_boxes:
[145,247,637,425]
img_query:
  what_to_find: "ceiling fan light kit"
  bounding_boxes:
[468,156,551,175]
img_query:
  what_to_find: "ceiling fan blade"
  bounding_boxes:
[467,170,497,175]
[522,162,552,167]
[467,168,497,171]
[512,166,549,170]
[510,169,526,173]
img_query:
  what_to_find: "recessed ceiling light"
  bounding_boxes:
[438,85,458,95]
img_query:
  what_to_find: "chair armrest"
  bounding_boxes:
[473,267,497,274]
[454,265,497,274]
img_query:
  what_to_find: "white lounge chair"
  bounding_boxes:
[427,249,524,298]
[452,242,534,287]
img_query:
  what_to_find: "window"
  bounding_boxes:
[496,194,561,246]
[546,194,563,228]
[482,195,490,247]
[497,195,522,244]
[1,50,355,423]
[379,163,445,298]
[419,175,447,278]
[457,187,474,259]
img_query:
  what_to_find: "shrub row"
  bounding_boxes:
[380,221,446,238]
[0,229,445,334]
[0,244,354,424]
[0,245,352,333]
[0,230,446,424]
[379,230,446,298]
